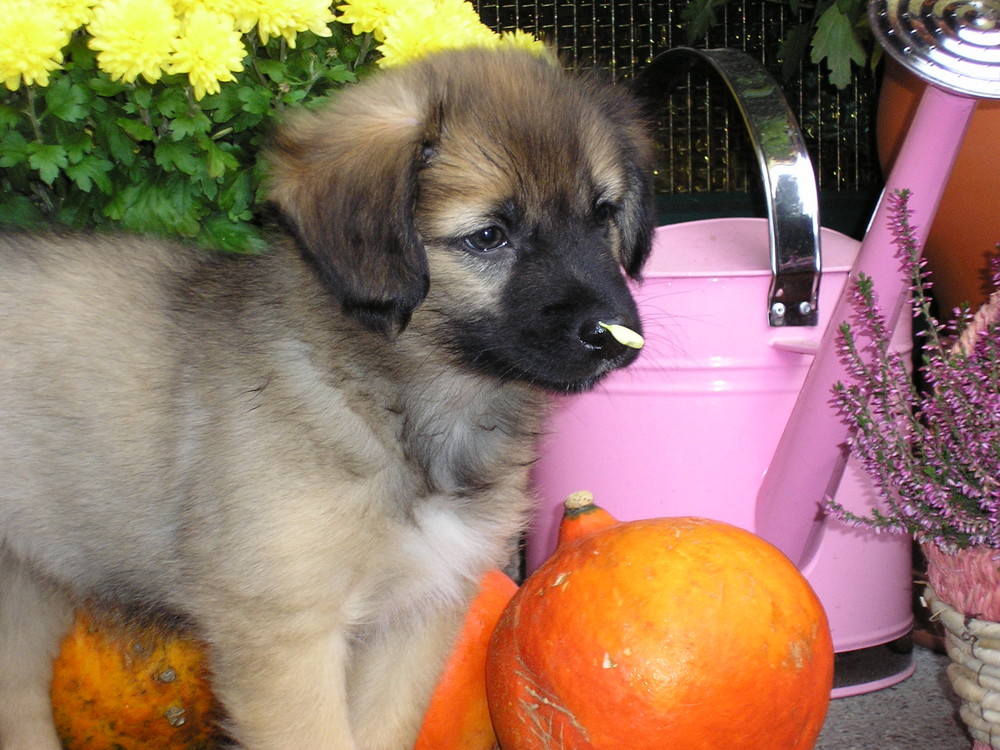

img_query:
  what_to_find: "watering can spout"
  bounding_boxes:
[756,0,997,565]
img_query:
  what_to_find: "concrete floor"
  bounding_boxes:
[816,646,972,749]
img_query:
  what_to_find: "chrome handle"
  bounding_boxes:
[636,47,822,327]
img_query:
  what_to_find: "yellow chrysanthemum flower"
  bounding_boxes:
[50,0,99,30]
[222,0,333,46]
[0,0,71,90]
[168,7,246,100]
[336,0,410,41]
[167,0,202,14]
[377,0,499,67]
[88,0,180,84]
[499,29,548,57]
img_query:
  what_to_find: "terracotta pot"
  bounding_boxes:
[877,58,1000,317]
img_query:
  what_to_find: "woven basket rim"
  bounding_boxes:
[926,585,1000,639]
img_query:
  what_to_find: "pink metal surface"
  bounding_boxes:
[528,219,914,663]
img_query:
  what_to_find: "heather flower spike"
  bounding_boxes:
[829,188,1000,551]
[598,322,644,350]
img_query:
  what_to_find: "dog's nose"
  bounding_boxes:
[578,318,643,358]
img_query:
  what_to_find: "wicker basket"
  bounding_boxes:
[925,585,1000,748]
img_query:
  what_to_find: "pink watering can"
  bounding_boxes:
[528,0,1000,697]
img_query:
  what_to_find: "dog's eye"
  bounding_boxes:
[594,201,619,225]
[464,227,509,253]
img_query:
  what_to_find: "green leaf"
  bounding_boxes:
[117,117,155,142]
[65,155,114,194]
[104,175,202,238]
[322,65,357,85]
[45,75,90,123]
[0,194,44,228]
[280,88,309,106]
[89,75,126,98]
[53,188,106,228]
[170,109,212,140]
[199,214,267,253]
[237,85,272,115]
[202,85,244,123]
[0,103,22,129]
[64,34,98,73]
[154,85,190,118]
[254,58,287,82]
[26,143,68,185]
[810,4,868,89]
[103,121,138,166]
[132,86,153,110]
[154,139,202,175]
[291,31,321,51]
[59,127,94,163]
[219,167,254,220]
[87,73,125,97]
[777,23,813,82]
[228,108,267,134]
[0,130,30,167]
[837,0,867,14]
[680,0,730,43]
[200,136,239,180]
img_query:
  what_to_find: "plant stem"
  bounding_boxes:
[24,88,44,142]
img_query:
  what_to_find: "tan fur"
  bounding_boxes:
[0,48,653,750]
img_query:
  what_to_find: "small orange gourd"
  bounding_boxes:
[486,495,834,750]
[50,610,218,750]
[415,567,518,750]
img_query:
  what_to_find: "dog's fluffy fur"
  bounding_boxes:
[0,48,654,750]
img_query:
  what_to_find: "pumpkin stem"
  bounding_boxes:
[557,491,619,546]
[564,491,595,512]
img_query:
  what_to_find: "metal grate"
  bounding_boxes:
[473,1,879,196]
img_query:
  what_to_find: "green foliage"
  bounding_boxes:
[682,0,872,89]
[808,1,869,88]
[0,25,376,252]
[680,0,729,43]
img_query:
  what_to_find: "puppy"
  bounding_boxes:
[0,47,654,750]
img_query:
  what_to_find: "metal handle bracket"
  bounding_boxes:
[636,47,822,327]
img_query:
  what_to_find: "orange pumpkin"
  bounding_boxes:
[486,501,833,750]
[415,568,518,750]
[51,611,218,750]
[51,569,516,750]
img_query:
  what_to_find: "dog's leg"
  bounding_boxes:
[0,552,74,750]
[205,618,360,750]
[348,605,466,750]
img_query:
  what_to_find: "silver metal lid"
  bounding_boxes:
[870,0,1000,98]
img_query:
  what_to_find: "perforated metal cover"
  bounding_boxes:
[870,0,1000,98]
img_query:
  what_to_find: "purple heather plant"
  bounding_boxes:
[830,189,1000,551]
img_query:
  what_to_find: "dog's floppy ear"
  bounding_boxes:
[267,77,431,337]
[598,80,657,280]
[618,155,656,280]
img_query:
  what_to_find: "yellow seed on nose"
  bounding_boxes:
[597,322,644,350]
